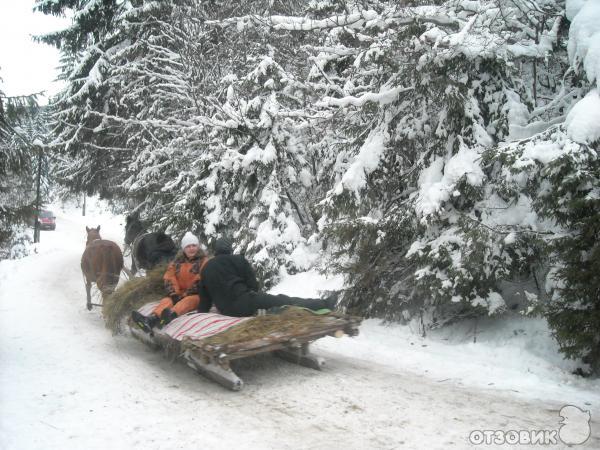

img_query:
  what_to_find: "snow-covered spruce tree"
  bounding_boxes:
[99,0,332,285]
[176,0,445,284]
[187,0,335,285]
[476,118,599,374]
[383,0,599,371]
[539,135,600,373]
[535,0,600,373]
[402,0,600,369]
[35,0,137,198]
[0,89,50,258]
[302,0,566,326]
[182,13,322,283]
[92,1,195,222]
[37,1,325,286]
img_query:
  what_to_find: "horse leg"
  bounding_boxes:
[85,279,92,311]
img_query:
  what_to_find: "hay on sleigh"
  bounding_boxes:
[199,307,336,346]
[181,307,358,359]
[103,263,168,333]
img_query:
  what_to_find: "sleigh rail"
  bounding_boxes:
[129,305,361,391]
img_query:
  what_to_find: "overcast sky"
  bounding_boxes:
[0,1,69,102]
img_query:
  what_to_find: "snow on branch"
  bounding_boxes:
[420,15,562,61]
[415,142,485,220]
[316,86,413,108]
[270,10,378,30]
[67,54,108,102]
[328,119,393,199]
[506,16,562,59]
[204,9,460,33]
[66,40,129,102]
[565,89,600,144]
[90,111,199,131]
[270,11,460,32]
[121,1,165,20]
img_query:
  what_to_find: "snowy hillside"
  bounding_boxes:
[0,201,598,449]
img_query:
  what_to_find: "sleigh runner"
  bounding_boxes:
[129,301,362,391]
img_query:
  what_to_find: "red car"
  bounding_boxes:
[38,210,56,230]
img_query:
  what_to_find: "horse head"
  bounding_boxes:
[125,214,145,246]
[85,225,102,246]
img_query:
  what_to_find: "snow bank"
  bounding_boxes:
[317,314,600,406]
[274,270,600,405]
[269,268,344,298]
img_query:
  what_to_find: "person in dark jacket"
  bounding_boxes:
[199,237,336,317]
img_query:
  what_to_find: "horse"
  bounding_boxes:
[81,226,124,310]
[124,215,177,274]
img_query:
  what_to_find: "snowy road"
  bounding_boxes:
[1,206,598,449]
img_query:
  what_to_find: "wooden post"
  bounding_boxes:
[82,194,86,216]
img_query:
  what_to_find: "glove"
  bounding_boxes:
[170,293,182,304]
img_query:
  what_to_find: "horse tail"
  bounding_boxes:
[106,243,124,295]
[97,242,124,297]
[81,248,94,283]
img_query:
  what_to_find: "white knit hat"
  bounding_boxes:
[181,231,200,249]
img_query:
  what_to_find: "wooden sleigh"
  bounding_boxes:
[129,302,362,391]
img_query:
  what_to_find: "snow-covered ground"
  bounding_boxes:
[0,200,598,449]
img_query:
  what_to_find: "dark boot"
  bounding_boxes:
[160,308,178,326]
[131,311,159,334]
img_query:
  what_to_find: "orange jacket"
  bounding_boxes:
[163,252,209,298]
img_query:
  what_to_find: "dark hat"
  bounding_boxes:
[214,237,233,255]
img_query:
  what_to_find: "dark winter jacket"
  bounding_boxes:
[199,254,259,314]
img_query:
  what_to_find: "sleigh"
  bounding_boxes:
[129,302,362,391]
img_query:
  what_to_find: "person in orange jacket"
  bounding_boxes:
[132,231,209,333]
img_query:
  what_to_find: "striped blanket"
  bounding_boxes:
[137,302,250,341]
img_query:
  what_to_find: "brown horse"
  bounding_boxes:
[81,226,124,310]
